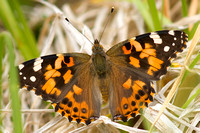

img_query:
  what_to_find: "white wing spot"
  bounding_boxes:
[181,40,183,43]
[30,76,36,82]
[149,32,162,44]
[172,43,175,46]
[33,58,43,72]
[168,30,175,36]
[33,65,42,72]
[164,46,170,52]
[18,64,24,70]
[154,38,162,44]
[19,72,22,75]
[23,77,26,80]
[174,37,177,40]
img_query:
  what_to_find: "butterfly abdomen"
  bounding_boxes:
[98,78,110,103]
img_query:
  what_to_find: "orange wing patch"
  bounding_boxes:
[122,77,132,89]
[141,49,156,57]
[129,56,140,68]
[55,55,64,69]
[44,69,61,80]
[79,101,90,122]
[50,88,61,95]
[120,97,132,115]
[73,85,83,95]
[145,43,153,49]
[53,89,96,125]
[147,67,158,76]
[117,79,155,121]
[44,69,56,80]
[122,45,132,55]
[139,52,149,59]
[63,70,73,84]
[56,54,75,68]
[64,57,75,67]
[148,56,163,69]
[122,39,144,55]
[130,39,143,52]
[46,64,53,70]
[139,43,156,59]
[42,78,56,94]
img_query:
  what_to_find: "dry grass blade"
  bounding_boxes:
[40,16,58,56]
[150,24,200,132]
[144,105,182,132]
[163,0,171,19]
[37,0,93,54]
[35,116,65,133]
[0,109,53,113]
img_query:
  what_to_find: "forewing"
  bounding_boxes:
[106,30,188,80]
[18,53,101,124]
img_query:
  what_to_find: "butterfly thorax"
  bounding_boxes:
[92,39,107,78]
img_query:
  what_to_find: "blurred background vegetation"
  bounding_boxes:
[0,0,200,132]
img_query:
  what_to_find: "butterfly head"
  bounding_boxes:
[92,39,105,55]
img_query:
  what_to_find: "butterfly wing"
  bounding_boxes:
[108,64,155,121]
[107,30,188,80]
[19,53,101,124]
[106,30,187,121]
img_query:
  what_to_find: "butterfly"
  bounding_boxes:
[18,30,187,125]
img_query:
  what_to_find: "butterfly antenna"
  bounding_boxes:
[99,7,114,42]
[64,18,94,45]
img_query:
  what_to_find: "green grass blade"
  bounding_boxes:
[180,25,200,108]
[181,0,188,17]
[7,0,37,49]
[0,33,5,129]
[131,0,154,31]
[181,25,200,84]
[182,87,200,109]
[147,0,162,30]
[0,32,23,133]
[189,22,200,40]
[181,0,189,34]
[0,0,39,60]
[181,52,200,85]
